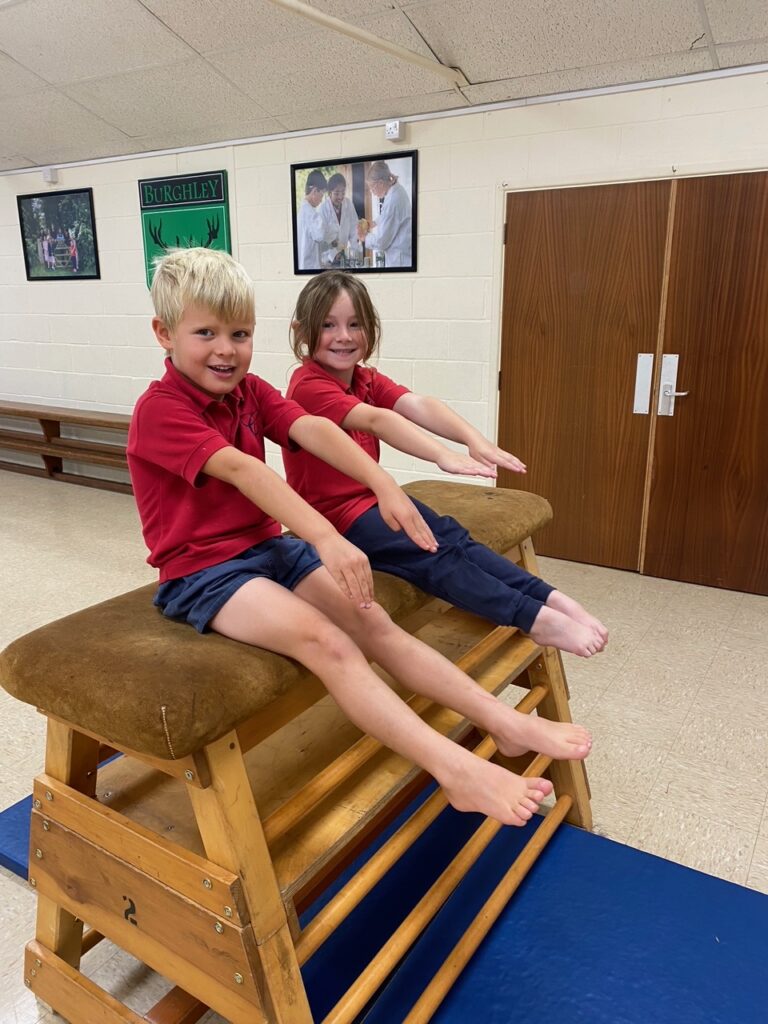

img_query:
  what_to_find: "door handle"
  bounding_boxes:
[658,355,689,416]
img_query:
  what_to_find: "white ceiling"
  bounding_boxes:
[0,0,766,171]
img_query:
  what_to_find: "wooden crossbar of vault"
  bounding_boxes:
[12,529,590,1023]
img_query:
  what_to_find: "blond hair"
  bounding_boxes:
[150,248,255,330]
[366,160,397,185]
[291,272,381,363]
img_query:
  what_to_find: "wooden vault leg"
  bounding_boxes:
[519,537,593,830]
[189,731,313,1024]
[33,718,99,968]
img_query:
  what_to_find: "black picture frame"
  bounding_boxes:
[17,187,100,281]
[290,150,417,275]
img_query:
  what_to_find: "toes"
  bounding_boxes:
[529,777,554,797]
[520,797,539,813]
[506,810,528,827]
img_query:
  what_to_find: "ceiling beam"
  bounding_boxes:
[265,0,470,89]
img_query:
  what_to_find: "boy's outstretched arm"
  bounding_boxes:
[342,404,497,479]
[393,393,527,474]
[288,414,438,552]
[202,446,374,606]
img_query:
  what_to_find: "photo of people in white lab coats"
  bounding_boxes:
[291,151,417,274]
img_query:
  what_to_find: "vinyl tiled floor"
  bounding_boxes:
[1,471,767,1022]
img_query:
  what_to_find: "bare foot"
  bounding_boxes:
[528,605,601,657]
[438,749,554,827]
[546,590,608,647]
[491,709,592,761]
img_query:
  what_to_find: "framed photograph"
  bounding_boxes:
[17,187,100,281]
[290,150,417,274]
[138,170,232,288]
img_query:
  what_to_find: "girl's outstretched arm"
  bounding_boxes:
[342,404,496,479]
[393,392,527,474]
[202,445,374,606]
[288,415,438,552]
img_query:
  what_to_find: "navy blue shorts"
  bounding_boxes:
[154,536,323,633]
[344,498,554,633]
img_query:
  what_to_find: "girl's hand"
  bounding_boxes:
[314,534,374,607]
[436,451,497,479]
[468,439,527,474]
[377,487,438,552]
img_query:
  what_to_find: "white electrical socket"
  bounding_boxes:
[384,119,404,142]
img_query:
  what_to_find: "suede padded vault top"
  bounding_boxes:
[0,482,551,760]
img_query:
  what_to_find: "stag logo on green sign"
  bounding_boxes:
[138,170,231,288]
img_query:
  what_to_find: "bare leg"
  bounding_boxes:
[210,576,550,826]
[294,569,591,763]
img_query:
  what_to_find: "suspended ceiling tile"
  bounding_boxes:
[128,117,288,152]
[704,0,768,43]
[0,89,127,159]
[277,88,467,131]
[463,50,714,104]
[335,8,434,55]
[141,0,315,53]
[0,52,48,98]
[64,59,270,137]
[0,0,195,85]
[717,40,768,67]
[13,135,158,167]
[207,34,451,115]
[0,155,34,171]
[312,1,401,17]
[406,0,706,82]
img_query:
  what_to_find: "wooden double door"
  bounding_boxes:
[498,172,768,595]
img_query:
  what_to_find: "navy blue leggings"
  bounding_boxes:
[344,499,553,632]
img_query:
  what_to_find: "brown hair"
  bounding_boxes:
[291,271,381,363]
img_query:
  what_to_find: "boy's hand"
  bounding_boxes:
[468,438,527,474]
[314,534,375,607]
[436,450,497,479]
[377,486,438,552]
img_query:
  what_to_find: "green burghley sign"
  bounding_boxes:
[138,170,231,287]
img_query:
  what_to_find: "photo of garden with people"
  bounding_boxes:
[17,187,100,280]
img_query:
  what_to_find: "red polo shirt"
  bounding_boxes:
[127,359,306,581]
[284,360,409,534]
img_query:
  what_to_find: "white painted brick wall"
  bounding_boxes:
[1,71,767,490]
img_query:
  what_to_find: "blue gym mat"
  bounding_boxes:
[0,794,30,878]
[2,789,767,1023]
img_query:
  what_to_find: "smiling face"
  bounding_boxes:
[312,289,367,385]
[329,183,346,210]
[306,185,326,208]
[153,302,254,400]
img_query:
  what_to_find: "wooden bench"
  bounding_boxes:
[0,482,591,1024]
[0,400,130,493]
